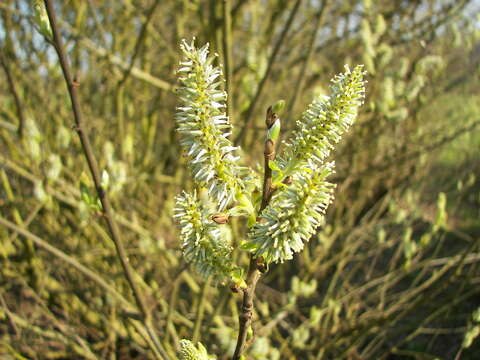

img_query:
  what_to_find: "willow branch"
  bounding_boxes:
[79,36,174,91]
[0,153,158,239]
[342,119,480,182]
[86,0,109,48]
[232,106,278,360]
[0,2,174,92]
[192,277,211,343]
[42,2,167,359]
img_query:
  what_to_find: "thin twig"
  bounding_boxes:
[42,2,168,359]
[232,106,279,360]
[339,119,480,182]
[18,279,100,359]
[232,256,262,359]
[79,35,174,91]
[0,309,99,360]
[0,292,20,337]
[86,0,109,48]
[0,154,158,238]
[0,3,174,92]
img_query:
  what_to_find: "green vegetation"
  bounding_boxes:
[1,1,479,359]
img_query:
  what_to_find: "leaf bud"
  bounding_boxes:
[283,176,293,185]
[33,0,53,39]
[271,99,286,115]
[267,117,281,142]
[211,213,229,224]
[265,111,278,128]
[230,283,241,293]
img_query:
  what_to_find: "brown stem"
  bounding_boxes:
[232,257,262,360]
[42,2,167,359]
[232,106,279,360]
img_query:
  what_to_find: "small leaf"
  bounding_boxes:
[231,273,247,290]
[101,170,110,190]
[247,325,254,340]
[33,0,52,38]
[268,160,281,172]
[271,99,285,114]
[240,241,258,251]
[267,119,281,141]
[247,213,257,227]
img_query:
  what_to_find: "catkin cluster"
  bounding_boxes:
[174,40,366,278]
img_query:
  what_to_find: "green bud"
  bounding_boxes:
[33,0,53,39]
[230,268,247,290]
[271,99,286,115]
[101,170,110,190]
[80,181,92,206]
[267,118,281,142]
[247,325,254,340]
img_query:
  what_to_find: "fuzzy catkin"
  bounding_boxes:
[249,163,336,263]
[176,40,245,211]
[174,191,235,281]
[279,65,366,177]
[249,65,366,264]
[178,339,214,360]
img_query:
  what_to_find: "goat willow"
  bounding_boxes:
[174,39,365,272]
[173,39,365,358]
